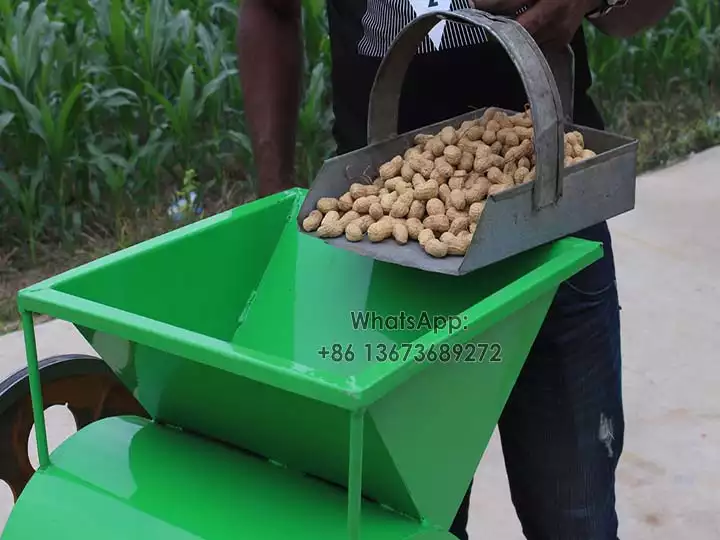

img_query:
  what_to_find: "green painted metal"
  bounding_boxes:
[3,416,455,539]
[20,311,50,469]
[11,188,603,538]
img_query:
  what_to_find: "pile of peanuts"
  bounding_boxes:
[302,106,597,258]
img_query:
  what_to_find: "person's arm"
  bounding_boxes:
[236,0,303,198]
[589,0,677,38]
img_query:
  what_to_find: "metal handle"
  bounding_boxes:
[367,9,573,209]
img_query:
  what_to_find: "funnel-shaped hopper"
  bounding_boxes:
[17,188,602,533]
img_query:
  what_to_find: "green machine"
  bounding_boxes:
[0,10,635,540]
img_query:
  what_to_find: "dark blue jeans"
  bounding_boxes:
[450,233,624,540]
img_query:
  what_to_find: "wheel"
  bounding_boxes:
[0,354,148,501]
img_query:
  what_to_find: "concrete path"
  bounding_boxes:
[1,147,719,538]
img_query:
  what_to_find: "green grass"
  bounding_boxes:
[0,0,333,265]
[585,0,720,170]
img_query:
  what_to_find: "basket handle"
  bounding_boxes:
[367,9,573,209]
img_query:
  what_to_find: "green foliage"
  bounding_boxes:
[585,0,720,170]
[0,0,252,261]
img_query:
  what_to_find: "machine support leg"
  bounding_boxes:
[348,409,365,540]
[21,311,50,469]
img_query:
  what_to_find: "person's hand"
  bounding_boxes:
[472,0,603,47]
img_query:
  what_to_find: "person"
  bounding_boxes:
[236,1,675,538]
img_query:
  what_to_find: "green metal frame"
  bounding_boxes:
[12,188,603,539]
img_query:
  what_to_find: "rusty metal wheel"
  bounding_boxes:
[0,354,148,502]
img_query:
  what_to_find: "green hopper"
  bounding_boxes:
[4,188,602,539]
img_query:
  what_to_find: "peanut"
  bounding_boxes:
[373,177,385,188]
[504,139,533,164]
[486,119,501,133]
[439,126,458,146]
[338,210,361,228]
[385,176,404,191]
[438,183,451,205]
[495,112,513,130]
[409,156,435,178]
[414,133,434,145]
[514,126,533,141]
[450,189,466,211]
[421,150,435,161]
[338,192,354,211]
[368,219,395,242]
[426,198,445,216]
[345,222,364,242]
[580,149,596,160]
[414,179,439,201]
[448,176,465,191]
[317,197,339,213]
[479,107,497,126]
[566,131,584,148]
[518,157,531,170]
[458,138,481,154]
[504,161,518,176]
[426,137,446,157]
[469,201,486,222]
[406,218,424,240]
[322,210,340,225]
[465,125,484,141]
[504,132,520,147]
[379,156,404,180]
[390,190,415,218]
[443,233,470,256]
[418,228,435,247]
[353,195,380,214]
[352,215,375,233]
[449,216,470,235]
[380,191,398,212]
[440,232,454,243]
[423,214,451,234]
[458,120,476,137]
[302,210,323,232]
[408,200,426,220]
[401,162,415,181]
[369,202,384,221]
[446,207,467,222]
[395,180,413,195]
[405,146,423,161]
[434,157,454,179]
[497,128,514,145]
[412,173,426,188]
[393,222,409,244]
[424,238,448,258]
[482,130,497,145]
[514,166,531,183]
[510,113,533,128]
[474,154,504,174]
[475,143,493,159]
[443,145,462,166]
[465,184,487,204]
[317,220,345,238]
[525,167,536,183]
[491,141,504,155]
[487,167,504,184]
[459,151,475,172]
